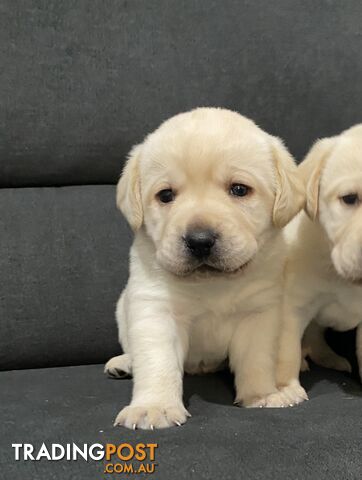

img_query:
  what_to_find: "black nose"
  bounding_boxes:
[184,228,217,258]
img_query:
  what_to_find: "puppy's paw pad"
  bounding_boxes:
[104,354,132,379]
[114,404,190,430]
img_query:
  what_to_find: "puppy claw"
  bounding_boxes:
[114,404,189,430]
[302,391,309,401]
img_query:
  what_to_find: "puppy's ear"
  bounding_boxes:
[299,137,335,221]
[271,137,305,228]
[116,144,143,231]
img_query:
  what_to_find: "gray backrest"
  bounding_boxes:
[1,0,361,369]
[2,0,362,187]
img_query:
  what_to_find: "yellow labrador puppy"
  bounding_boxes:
[105,108,304,429]
[277,124,362,403]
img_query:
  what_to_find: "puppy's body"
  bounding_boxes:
[285,213,362,334]
[278,126,362,400]
[106,108,304,429]
[118,225,284,378]
[286,212,362,341]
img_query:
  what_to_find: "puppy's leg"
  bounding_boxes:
[276,307,308,405]
[356,323,362,382]
[105,293,133,378]
[114,303,189,430]
[230,306,288,408]
[302,322,351,373]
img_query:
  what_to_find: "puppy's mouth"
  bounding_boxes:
[158,248,253,278]
[187,261,250,277]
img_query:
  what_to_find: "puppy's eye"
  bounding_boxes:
[341,194,359,206]
[157,188,175,203]
[230,183,251,197]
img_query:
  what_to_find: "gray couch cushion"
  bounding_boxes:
[2,0,362,187]
[0,185,130,370]
[0,185,356,372]
[1,364,361,479]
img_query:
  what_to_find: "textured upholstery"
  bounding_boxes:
[0,185,131,370]
[1,2,362,478]
[2,0,362,186]
[1,365,361,479]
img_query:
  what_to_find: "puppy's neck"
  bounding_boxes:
[299,214,346,280]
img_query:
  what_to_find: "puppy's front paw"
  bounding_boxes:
[237,379,309,408]
[277,380,309,406]
[114,404,191,430]
[239,391,290,408]
[245,392,293,408]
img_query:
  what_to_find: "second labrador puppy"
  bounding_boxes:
[106,108,304,429]
[277,124,362,403]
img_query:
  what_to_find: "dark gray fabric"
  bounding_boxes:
[1,2,361,475]
[0,185,131,371]
[1,364,361,479]
[0,186,356,372]
[2,0,362,187]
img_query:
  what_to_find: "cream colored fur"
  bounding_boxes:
[105,107,304,429]
[277,125,362,403]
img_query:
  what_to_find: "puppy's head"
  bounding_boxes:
[117,108,303,277]
[300,124,362,281]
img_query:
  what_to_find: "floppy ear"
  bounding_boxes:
[116,144,143,231]
[271,137,305,228]
[299,137,335,221]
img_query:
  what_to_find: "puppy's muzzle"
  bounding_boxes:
[183,228,217,259]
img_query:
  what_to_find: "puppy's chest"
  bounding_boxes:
[317,286,362,330]
[181,279,278,318]
[184,310,239,373]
